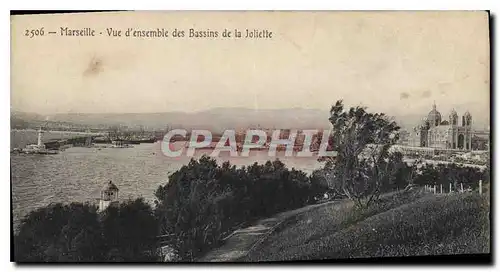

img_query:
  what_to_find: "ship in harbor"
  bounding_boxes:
[110,139,134,148]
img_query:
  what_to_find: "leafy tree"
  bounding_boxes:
[101,198,159,262]
[324,100,400,207]
[14,203,105,262]
[310,161,338,200]
[154,156,315,261]
[15,199,159,262]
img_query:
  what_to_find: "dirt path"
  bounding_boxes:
[197,201,338,262]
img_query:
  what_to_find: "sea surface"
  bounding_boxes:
[11,130,324,231]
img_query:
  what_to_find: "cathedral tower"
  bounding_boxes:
[449,109,458,126]
[449,109,458,149]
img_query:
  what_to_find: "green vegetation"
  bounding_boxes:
[14,199,158,262]
[324,100,404,207]
[413,163,489,191]
[243,191,490,261]
[154,156,322,261]
[14,156,322,262]
[13,100,490,262]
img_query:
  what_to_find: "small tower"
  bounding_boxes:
[37,127,45,147]
[464,111,472,127]
[99,181,119,212]
[449,109,458,126]
[85,128,93,146]
[463,111,473,150]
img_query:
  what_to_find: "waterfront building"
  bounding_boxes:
[98,181,119,212]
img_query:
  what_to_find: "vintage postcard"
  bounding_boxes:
[10,11,490,263]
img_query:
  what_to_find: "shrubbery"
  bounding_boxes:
[413,163,489,191]
[154,156,320,260]
[311,152,414,202]
[14,198,158,262]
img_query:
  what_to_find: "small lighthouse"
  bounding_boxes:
[98,181,119,212]
[37,127,44,147]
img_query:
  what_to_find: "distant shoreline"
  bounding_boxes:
[11,129,101,135]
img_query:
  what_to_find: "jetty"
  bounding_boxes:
[16,128,58,155]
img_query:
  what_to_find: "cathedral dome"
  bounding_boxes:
[427,102,442,126]
[427,109,442,122]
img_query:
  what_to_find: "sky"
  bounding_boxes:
[11,11,490,121]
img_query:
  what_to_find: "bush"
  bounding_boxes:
[15,203,105,262]
[14,198,159,262]
[154,155,317,261]
[101,198,159,262]
[413,163,488,191]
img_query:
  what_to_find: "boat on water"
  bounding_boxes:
[138,137,157,143]
[110,145,133,148]
[22,144,59,154]
[110,140,134,148]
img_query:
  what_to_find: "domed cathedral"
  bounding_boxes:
[416,102,473,150]
[427,102,443,127]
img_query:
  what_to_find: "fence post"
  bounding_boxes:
[440,184,443,194]
[461,183,464,193]
[449,183,452,194]
[433,185,436,194]
[479,180,482,195]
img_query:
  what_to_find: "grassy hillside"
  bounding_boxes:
[242,190,490,261]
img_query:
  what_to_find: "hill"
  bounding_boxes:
[43,108,334,131]
[200,190,490,262]
[11,107,489,132]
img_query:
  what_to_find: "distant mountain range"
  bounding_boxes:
[11,107,490,132]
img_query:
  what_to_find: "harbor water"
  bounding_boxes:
[11,131,324,231]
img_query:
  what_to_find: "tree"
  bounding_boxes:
[310,160,339,200]
[154,156,315,261]
[412,163,487,192]
[15,199,159,263]
[14,203,105,262]
[325,100,400,207]
[101,198,159,262]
